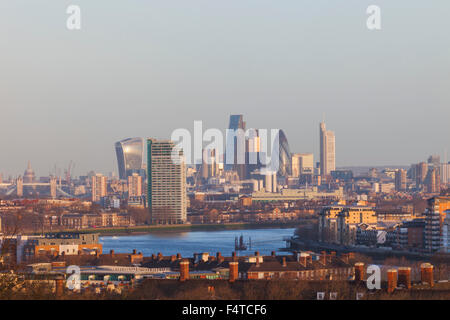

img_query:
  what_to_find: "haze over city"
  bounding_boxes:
[1,0,449,176]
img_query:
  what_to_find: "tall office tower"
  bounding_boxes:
[50,176,57,199]
[225,115,246,175]
[23,161,35,183]
[319,122,336,177]
[272,130,292,177]
[395,169,407,191]
[147,139,187,224]
[91,173,107,202]
[115,137,146,180]
[428,155,441,168]
[16,176,23,197]
[128,173,143,198]
[415,162,428,187]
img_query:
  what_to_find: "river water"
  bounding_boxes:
[100,227,295,258]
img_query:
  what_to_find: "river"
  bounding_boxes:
[100,227,295,257]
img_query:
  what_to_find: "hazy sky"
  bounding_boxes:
[1,1,449,177]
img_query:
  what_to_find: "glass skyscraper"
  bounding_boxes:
[115,137,146,180]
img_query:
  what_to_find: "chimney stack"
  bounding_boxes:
[229,261,238,282]
[171,255,176,262]
[354,262,365,282]
[110,249,114,257]
[177,253,182,259]
[282,256,287,267]
[232,251,237,261]
[55,275,65,297]
[387,269,398,294]
[421,263,434,287]
[398,267,411,289]
[179,260,190,282]
[132,249,137,255]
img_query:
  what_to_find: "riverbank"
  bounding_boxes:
[284,237,447,262]
[34,221,304,236]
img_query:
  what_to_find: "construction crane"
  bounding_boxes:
[64,161,75,186]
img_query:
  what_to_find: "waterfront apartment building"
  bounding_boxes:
[147,139,187,224]
[0,233,103,264]
[319,201,377,245]
[441,211,450,253]
[425,196,450,252]
[91,174,107,202]
[319,122,335,177]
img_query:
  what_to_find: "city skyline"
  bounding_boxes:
[0,116,449,178]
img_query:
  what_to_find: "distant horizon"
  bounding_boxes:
[0,159,442,180]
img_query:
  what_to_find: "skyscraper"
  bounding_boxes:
[425,167,441,194]
[147,139,187,224]
[115,138,146,180]
[92,173,107,202]
[319,122,336,177]
[415,162,429,188]
[395,169,407,192]
[225,115,246,175]
[428,155,441,168]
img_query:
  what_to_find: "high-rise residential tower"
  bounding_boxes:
[147,139,187,224]
[91,173,107,202]
[115,137,146,180]
[319,122,336,177]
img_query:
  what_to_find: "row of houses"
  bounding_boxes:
[189,208,313,224]
[43,212,135,230]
